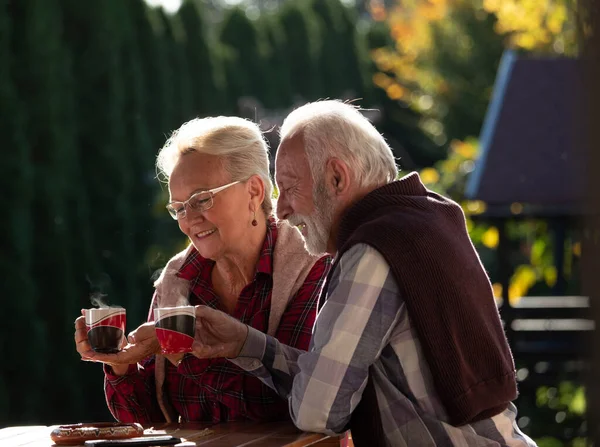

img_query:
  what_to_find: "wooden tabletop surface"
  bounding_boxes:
[0,421,343,447]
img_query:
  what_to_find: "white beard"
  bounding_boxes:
[290,180,336,255]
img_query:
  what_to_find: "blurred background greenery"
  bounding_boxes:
[0,0,586,444]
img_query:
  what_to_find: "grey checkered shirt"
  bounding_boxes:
[232,243,537,446]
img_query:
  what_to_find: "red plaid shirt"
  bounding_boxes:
[104,220,331,423]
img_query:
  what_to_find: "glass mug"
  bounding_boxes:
[154,306,196,354]
[85,307,126,353]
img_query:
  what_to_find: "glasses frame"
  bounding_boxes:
[166,180,241,220]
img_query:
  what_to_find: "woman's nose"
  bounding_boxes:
[179,209,204,231]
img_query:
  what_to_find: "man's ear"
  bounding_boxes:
[325,158,351,196]
[246,174,265,210]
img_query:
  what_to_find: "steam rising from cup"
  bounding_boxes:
[90,292,109,308]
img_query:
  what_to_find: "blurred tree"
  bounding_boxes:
[372,0,505,145]
[178,0,227,115]
[0,0,36,424]
[365,17,394,49]
[279,2,323,100]
[8,0,86,422]
[483,0,577,55]
[429,1,506,142]
[59,0,150,420]
[365,19,444,168]
[132,2,175,150]
[260,13,294,108]
[374,0,578,151]
[219,7,268,109]
[118,0,157,321]
[310,0,367,99]
[159,9,195,125]
[60,0,136,320]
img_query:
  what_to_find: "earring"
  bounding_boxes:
[252,211,258,227]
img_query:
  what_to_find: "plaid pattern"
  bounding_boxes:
[233,243,538,446]
[104,220,332,423]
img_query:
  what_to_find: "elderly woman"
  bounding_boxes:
[74,117,331,424]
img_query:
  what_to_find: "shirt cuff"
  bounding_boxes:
[237,326,267,360]
[104,363,138,383]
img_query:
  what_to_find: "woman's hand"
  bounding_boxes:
[74,312,97,360]
[74,312,161,372]
[191,305,249,359]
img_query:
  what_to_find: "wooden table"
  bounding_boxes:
[0,421,344,446]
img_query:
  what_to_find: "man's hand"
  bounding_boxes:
[191,305,248,359]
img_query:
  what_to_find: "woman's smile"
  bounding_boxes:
[194,228,217,239]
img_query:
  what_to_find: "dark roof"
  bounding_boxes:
[465,50,585,216]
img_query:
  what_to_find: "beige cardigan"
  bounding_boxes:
[151,220,320,422]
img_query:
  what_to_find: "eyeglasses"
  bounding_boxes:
[166,181,240,220]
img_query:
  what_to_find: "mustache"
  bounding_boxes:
[286,215,307,227]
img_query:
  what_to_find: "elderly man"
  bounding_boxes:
[191,101,537,446]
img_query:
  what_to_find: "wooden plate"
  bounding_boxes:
[50,422,144,445]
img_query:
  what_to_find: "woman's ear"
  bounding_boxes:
[246,175,265,210]
[325,158,351,196]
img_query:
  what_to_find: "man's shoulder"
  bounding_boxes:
[338,243,387,265]
[336,244,397,290]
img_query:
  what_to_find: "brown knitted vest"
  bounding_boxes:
[333,173,516,437]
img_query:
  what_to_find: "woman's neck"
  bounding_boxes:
[212,219,268,308]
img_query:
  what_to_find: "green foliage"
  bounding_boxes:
[365,19,394,49]
[160,10,194,124]
[9,0,86,421]
[366,19,445,168]
[118,0,155,322]
[374,0,506,147]
[0,0,36,425]
[279,2,322,100]
[57,3,143,421]
[260,13,294,108]
[427,1,506,142]
[310,0,366,99]
[536,382,586,416]
[178,0,226,115]
[140,6,176,136]
[531,382,587,444]
[68,0,136,305]
[220,8,268,109]
[484,0,577,55]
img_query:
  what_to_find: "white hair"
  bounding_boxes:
[279,100,398,188]
[157,116,273,216]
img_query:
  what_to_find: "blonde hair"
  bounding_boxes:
[280,100,398,187]
[157,117,273,216]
